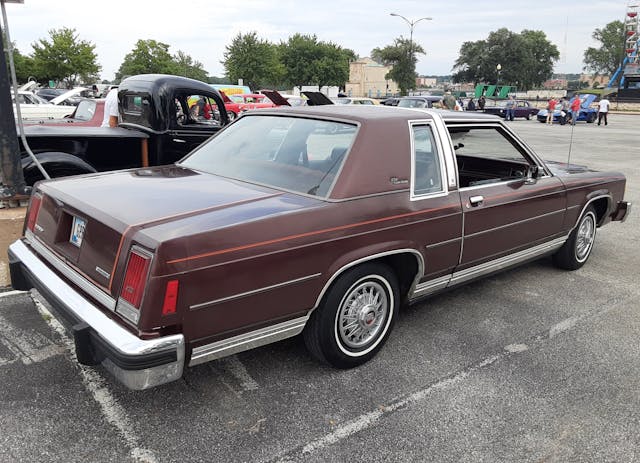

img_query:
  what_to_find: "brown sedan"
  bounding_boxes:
[9,106,631,389]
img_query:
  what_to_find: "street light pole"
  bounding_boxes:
[390,13,432,94]
[496,63,502,87]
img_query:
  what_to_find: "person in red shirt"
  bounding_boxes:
[570,95,581,125]
[546,98,557,125]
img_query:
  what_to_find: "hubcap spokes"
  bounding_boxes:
[338,281,388,349]
[576,215,595,260]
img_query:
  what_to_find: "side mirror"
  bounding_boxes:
[525,164,540,184]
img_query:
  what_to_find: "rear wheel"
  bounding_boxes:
[553,206,597,270]
[303,262,399,368]
[228,111,237,121]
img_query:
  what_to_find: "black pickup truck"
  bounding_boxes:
[20,74,229,185]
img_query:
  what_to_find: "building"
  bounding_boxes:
[345,57,399,98]
[416,76,437,88]
[580,74,608,88]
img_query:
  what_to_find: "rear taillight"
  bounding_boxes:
[116,247,152,324]
[26,193,43,233]
[162,280,179,315]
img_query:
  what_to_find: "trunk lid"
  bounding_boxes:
[31,166,308,294]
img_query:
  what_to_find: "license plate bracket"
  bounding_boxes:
[69,216,87,247]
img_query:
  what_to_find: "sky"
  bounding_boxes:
[3,0,630,82]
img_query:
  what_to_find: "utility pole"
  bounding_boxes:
[0,0,29,200]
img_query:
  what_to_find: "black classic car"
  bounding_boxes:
[19,74,229,185]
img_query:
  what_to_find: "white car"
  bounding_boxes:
[12,87,86,120]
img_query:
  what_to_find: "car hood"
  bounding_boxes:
[50,87,87,105]
[545,159,596,175]
[260,90,290,106]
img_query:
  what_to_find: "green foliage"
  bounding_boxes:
[583,20,625,76]
[174,50,208,82]
[2,32,35,83]
[31,27,100,87]
[372,38,424,96]
[222,32,283,90]
[452,28,559,90]
[279,34,354,90]
[116,39,179,81]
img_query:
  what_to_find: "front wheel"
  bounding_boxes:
[228,111,237,121]
[553,206,597,270]
[303,263,399,368]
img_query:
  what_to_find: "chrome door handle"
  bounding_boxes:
[469,195,484,206]
[172,138,186,143]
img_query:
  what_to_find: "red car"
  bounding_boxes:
[220,92,276,120]
[9,107,631,390]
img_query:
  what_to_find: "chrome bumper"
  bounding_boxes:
[612,201,632,223]
[8,239,185,390]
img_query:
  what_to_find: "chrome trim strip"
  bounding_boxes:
[189,316,309,366]
[411,275,451,298]
[576,195,612,228]
[449,236,566,286]
[190,273,322,311]
[311,249,425,312]
[621,202,631,223]
[26,232,116,310]
[465,209,566,239]
[425,236,462,249]
[9,239,185,390]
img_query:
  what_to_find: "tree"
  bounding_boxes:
[31,27,100,87]
[372,38,425,96]
[174,50,208,82]
[2,32,35,83]
[583,20,625,77]
[452,28,559,90]
[222,32,283,90]
[312,42,354,89]
[116,39,178,81]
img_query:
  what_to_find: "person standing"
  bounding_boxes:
[559,97,570,125]
[570,95,581,126]
[467,98,476,111]
[597,96,610,126]
[443,91,456,110]
[478,95,486,111]
[101,87,119,127]
[505,95,516,121]
[546,97,557,125]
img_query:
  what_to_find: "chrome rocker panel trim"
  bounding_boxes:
[9,239,185,390]
[189,316,309,367]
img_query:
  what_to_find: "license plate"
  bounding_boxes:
[70,216,87,247]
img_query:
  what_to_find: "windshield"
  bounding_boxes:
[180,115,357,197]
[73,100,96,121]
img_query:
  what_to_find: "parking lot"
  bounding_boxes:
[0,114,638,463]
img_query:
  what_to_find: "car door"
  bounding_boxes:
[450,123,567,272]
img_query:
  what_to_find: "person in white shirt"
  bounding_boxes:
[101,87,119,127]
[597,97,610,126]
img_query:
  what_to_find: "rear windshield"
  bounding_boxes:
[180,115,358,198]
[398,99,430,108]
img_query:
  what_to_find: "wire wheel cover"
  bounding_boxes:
[576,213,595,261]
[336,279,389,350]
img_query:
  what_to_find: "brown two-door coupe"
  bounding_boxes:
[9,106,631,389]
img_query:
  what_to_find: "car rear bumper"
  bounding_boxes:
[8,239,185,390]
[611,201,632,223]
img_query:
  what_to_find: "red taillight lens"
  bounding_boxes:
[120,250,151,309]
[162,280,179,315]
[26,193,43,232]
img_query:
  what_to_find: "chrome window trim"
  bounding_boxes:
[26,230,116,310]
[407,119,451,202]
[189,316,309,366]
[190,273,322,311]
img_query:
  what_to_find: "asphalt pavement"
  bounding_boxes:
[0,114,638,463]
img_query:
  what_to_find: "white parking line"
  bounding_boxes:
[220,356,260,391]
[31,294,158,463]
[0,311,64,365]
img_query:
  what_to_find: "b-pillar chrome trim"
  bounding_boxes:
[189,316,309,366]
